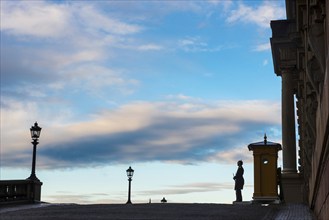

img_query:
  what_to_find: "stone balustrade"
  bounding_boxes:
[0,180,42,205]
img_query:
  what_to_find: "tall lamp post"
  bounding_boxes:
[126,166,134,204]
[27,122,42,181]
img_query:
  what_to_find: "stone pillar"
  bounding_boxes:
[281,70,297,173]
[27,179,43,202]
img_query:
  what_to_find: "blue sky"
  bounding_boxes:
[1,0,286,204]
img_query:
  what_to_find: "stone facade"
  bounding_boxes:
[270,0,328,219]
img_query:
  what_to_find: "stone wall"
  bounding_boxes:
[271,0,328,219]
[310,2,329,218]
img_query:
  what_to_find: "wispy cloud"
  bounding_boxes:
[137,44,164,51]
[139,182,250,197]
[263,59,269,66]
[208,147,253,164]
[77,5,142,36]
[226,1,285,28]
[1,1,144,100]
[1,1,142,38]
[178,36,222,52]
[254,43,271,52]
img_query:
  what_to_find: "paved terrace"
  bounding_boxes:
[0,203,315,220]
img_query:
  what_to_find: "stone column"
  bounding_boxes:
[281,70,297,173]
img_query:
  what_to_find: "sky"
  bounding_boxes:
[1,0,286,204]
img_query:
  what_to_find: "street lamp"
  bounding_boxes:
[126,166,134,204]
[27,122,42,181]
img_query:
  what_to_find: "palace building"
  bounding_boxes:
[270,0,328,219]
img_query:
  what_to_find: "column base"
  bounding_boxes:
[252,196,281,204]
[282,168,297,174]
[281,173,304,203]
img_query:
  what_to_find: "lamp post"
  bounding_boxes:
[27,122,42,181]
[126,166,134,204]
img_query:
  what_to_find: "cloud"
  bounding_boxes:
[178,36,222,52]
[43,181,252,204]
[77,5,142,35]
[1,1,70,38]
[1,42,139,101]
[0,2,148,102]
[138,182,251,197]
[263,59,269,66]
[0,1,142,38]
[0,1,145,66]
[208,148,253,164]
[1,99,281,169]
[1,1,283,171]
[137,44,164,51]
[254,43,271,52]
[166,94,199,101]
[61,64,140,95]
[207,0,233,12]
[226,2,285,28]
[1,1,143,99]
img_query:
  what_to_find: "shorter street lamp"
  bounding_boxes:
[126,166,134,204]
[27,122,42,181]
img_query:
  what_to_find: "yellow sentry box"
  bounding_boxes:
[248,135,282,202]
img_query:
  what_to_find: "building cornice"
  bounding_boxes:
[270,20,298,76]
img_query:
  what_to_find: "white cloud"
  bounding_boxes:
[1,1,142,39]
[1,1,70,37]
[226,2,285,28]
[0,98,37,151]
[166,94,199,101]
[254,43,271,52]
[63,64,140,95]
[44,49,105,69]
[137,44,163,51]
[77,5,142,35]
[0,1,147,96]
[208,147,253,164]
[178,36,222,52]
[0,97,75,153]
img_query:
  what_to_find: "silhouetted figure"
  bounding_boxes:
[161,197,167,203]
[233,160,244,202]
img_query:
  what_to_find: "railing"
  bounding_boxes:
[0,180,42,205]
